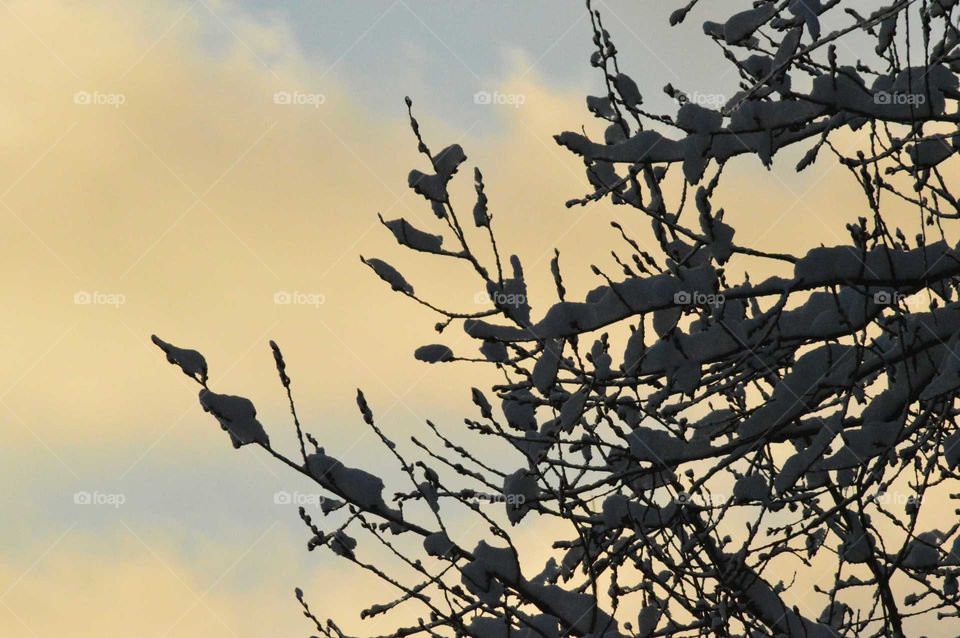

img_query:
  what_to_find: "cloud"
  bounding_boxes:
[0,0,608,634]
[0,523,404,636]
[0,0,920,635]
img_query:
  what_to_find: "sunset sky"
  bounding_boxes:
[0,2,889,636]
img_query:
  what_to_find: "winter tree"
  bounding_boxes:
[154,1,960,636]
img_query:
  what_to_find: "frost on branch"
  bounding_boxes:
[155,1,960,636]
[151,334,207,383]
[199,390,269,449]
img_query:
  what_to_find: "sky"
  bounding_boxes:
[0,1,907,636]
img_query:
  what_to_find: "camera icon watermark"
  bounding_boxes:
[873,290,927,310]
[474,290,527,308]
[669,491,724,507]
[273,290,325,307]
[74,290,125,307]
[872,491,921,507]
[673,290,724,307]
[676,91,726,109]
[874,91,925,106]
[273,91,325,108]
[73,490,126,508]
[873,290,915,306]
[467,492,527,506]
[274,490,327,509]
[473,90,526,108]
[73,90,126,108]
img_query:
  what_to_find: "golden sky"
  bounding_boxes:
[0,1,913,636]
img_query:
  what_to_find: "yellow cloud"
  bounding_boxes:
[0,0,930,635]
[0,523,407,636]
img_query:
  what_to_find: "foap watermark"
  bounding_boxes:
[73,90,126,108]
[874,91,926,106]
[676,91,727,109]
[474,90,526,108]
[274,490,329,509]
[474,290,527,307]
[674,290,724,307]
[273,90,326,108]
[871,290,925,308]
[873,491,922,507]
[73,490,126,508]
[671,491,725,507]
[74,290,125,307]
[873,290,901,306]
[274,290,325,307]
[468,493,528,506]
